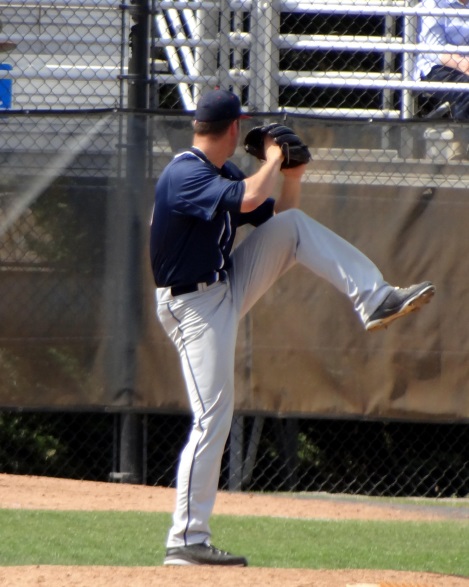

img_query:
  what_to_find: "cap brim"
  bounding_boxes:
[240,114,251,119]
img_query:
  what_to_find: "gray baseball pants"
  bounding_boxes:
[156,208,392,547]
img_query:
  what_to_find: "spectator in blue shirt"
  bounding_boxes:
[415,0,469,118]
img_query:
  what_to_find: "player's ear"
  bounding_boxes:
[230,118,240,135]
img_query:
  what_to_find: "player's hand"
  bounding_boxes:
[264,136,284,164]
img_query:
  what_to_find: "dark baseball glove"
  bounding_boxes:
[244,123,311,169]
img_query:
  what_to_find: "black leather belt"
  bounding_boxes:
[170,271,226,297]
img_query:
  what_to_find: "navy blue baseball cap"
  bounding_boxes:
[194,89,250,122]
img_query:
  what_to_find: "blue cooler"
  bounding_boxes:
[0,64,13,109]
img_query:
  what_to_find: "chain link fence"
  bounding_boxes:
[1,411,468,497]
[1,2,468,497]
[1,1,468,120]
[1,110,468,497]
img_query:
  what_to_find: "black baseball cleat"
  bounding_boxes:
[163,543,248,566]
[365,281,435,332]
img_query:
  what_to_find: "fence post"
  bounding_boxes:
[403,0,419,120]
[113,0,150,484]
[229,415,244,491]
[249,0,280,111]
[192,1,219,101]
[118,413,143,483]
[218,0,232,91]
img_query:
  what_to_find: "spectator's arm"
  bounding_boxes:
[441,53,469,75]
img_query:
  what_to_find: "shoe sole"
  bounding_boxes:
[366,285,435,332]
[164,557,195,566]
[164,557,246,566]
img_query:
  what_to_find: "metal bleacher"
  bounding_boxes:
[151,0,413,117]
[0,0,123,110]
[150,0,416,119]
[1,0,469,120]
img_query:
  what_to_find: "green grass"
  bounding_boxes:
[0,510,468,576]
[291,492,469,509]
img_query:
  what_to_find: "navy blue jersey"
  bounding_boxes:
[150,148,275,287]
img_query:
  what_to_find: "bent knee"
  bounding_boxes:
[274,208,310,233]
[276,208,307,223]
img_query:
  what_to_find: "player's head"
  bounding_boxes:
[193,89,249,136]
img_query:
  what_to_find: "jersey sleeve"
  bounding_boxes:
[172,156,244,221]
[237,197,275,227]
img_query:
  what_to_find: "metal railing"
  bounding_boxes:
[0,0,124,109]
[1,1,469,117]
[149,0,469,118]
